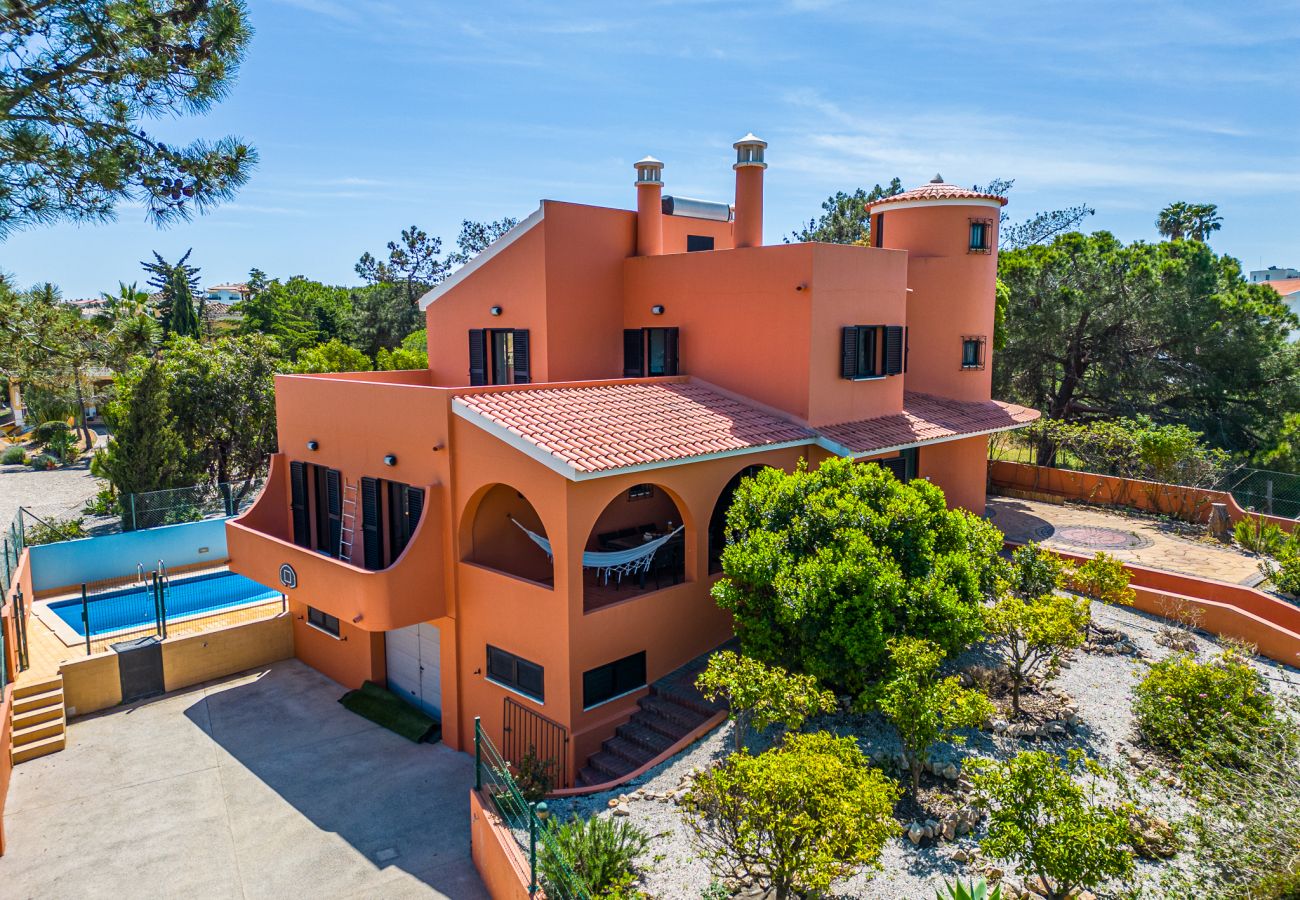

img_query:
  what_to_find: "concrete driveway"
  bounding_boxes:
[0,660,487,899]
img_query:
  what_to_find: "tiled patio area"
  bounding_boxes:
[986,495,1266,586]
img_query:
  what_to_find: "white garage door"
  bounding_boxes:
[385,623,442,719]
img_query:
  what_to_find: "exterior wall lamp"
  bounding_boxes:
[307,440,319,451]
[383,454,398,467]
[651,305,665,315]
[490,305,503,316]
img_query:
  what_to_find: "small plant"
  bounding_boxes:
[937,877,1003,900]
[29,453,58,470]
[43,426,78,464]
[969,749,1134,900]
[32,420,70,445]
[1235,516,1286,556]
[983,589,1089,715]
[1,445,26,465]
[1069,552,1135,607]
[1132,649,1277,767]
[700,880,730,900]
[682,731,900,900]
[82,487,116,517]
[539,814,650,898]
[1261,529,1300,597]
[25,515,87,545]
[512,746,556,802]
[695,650,836,751]
[867,636,994,794]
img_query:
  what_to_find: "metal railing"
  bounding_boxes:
[474,717,590,899]
[503,696,571,790]
[1218,467,1300,520]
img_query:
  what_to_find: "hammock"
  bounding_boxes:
[510,518,684,584]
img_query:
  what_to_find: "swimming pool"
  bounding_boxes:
[48,570,282,638]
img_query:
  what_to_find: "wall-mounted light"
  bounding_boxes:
[794,283,808,293]
[384,453,398,467]
[490,305,503,316]
[651,305,665,315]
[306,440,319,451]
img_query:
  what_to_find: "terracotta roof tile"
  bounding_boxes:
[1261,277,1300,296]
[819,392,1040,454]
[454,381,815,474]
[867,180,1009,210]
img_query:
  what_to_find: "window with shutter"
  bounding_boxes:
[512,329,530,384]
[325,468,343,557]
[884,326,904,375]
[873,212,885,247]
[486,645,544,702]
[583,651,648,708]
[841,326,859,379]
[961,336,987,370]
[623,329,645,377]
[290,461,310,548]
[646,327,679,376]
[468,329,487,385]
[361,477,383,571]
[664,327,679,375]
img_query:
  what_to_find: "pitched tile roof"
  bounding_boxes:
[819,392,1039,454]
[867,178,1009,210]
[1261,277,1300,296]
[453,381,816,476]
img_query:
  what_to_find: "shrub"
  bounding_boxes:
[713,457,1004,694]
[1068,552,1135,607]
[695,650,836,751]
[32,419,70,445]
[1008,543,1067,601]
[43,427,79,464]
[1235,516,1287,556]
[983,589,1088,715]
[970,750,1134,900]
[1132,650,1277,766]
[512,747,556,802]
[1262,529,1300,596]
[539,814,649,898]
[25,515,87,545]
[82,487,116,517]
[28,453,58,470]
[1,445,26,465]
[867,637,994,794]
[937,878,1003,900]
[682,731,900,900]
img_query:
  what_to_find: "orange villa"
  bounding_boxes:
[225,135,1039,786]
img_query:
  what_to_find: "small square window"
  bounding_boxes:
[961,336,987,370]
[307,605,340,636]
[969,219,993,253]
[686,235,714,252]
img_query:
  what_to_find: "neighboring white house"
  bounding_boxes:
[1262,276,1300,341]
[205,283,250,304]
[1251,265,1300,284]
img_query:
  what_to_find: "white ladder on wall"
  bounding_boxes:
[339,480,359,562]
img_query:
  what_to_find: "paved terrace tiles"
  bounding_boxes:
[453,382,1040,478]
[819,392,1040,455]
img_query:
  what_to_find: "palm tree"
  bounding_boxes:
[1157,201,1222,243]
[1187,203,1223,242]
[95,282,161,369]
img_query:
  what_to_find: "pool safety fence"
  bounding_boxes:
[474,717,591,899]
[71,564,287,656]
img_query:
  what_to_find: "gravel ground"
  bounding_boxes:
[0,454,105,529]
[548,599,1299,900]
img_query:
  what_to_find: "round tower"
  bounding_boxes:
[634,156,665,257]
[732,133,767,249]
[867,176,1007,403]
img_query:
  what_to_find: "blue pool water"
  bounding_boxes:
[49,571,282,638]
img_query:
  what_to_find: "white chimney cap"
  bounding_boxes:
[635,156,664,168]
[733,133,768,149]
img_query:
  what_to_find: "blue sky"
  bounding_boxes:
[4,0,1299,298]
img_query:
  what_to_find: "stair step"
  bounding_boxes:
[13,688,64,716]
[653,684,724,716]
[617,721,676,755]
[634,709,692,742]
[587,751,636,781]
[13,716,65,746]
[13,704,63,729]
[12,732,65,764]
[638,696,708,729]
[603,735,657,769]
[13,677,62,700]
[576,766,606,787]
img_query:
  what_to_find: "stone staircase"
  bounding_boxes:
[576,653,726,788]
[10,675,67,764]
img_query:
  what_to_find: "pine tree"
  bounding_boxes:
[142,250,202,339]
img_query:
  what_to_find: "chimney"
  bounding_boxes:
[634,156,664,256]
[732,133,767,249]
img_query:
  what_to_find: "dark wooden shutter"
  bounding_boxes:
[468,329,487,385]
[290,461,310,547]
[664,327,679,375]
[406,487,425,532]
[884,326,904,375]
[623,329,645,377]
[361,477,383,571]
[512,329,530,384]
[841,326,859,378]
[903,326,910,373]
[325,469,343,557]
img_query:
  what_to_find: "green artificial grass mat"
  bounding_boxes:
[339,681,441,743]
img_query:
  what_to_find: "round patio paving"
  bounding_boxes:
[1048,524,1154,551]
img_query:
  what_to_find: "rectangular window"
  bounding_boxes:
[486,645,545,702]
[307,605,340,637]
[623,327,679,377]
[628,484,654,501]
[961,336,987,370]
[470,328,531,385]
[686,235,714,252]
[969,219,993,253]
[872,212,885,248]
[583,651,648,709]
[842,325,885,379]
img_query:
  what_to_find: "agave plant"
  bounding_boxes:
[937,877,1002,900]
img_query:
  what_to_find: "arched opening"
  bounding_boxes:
[708,464,765,574]
[462,483,554,587]
[583,483,687,612]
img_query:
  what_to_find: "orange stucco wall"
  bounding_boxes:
[469,788,532,900]
[918,435,990,514]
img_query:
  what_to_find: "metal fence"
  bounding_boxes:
[69,563,286,656]
[125,479,264,531]
[475,718,590,899]
[1218,467,1300,520]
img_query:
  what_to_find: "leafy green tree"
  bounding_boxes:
[1156,201,1223,242]
[983,587,1088,716]
[0,0,256,237]
[349,282,421,357]
[142,250,201,338]
[970,750,1134,900]
[97,358,192,511]
[713,458,1003,694]
[375,328,428,370]
[869,637,994,794]
[448,217,518,265]
[1258,412,1300,474]
[95,281,160,368]
[786,180,903,244]
[996,232,1300,456]
[695,650,836,751]
[683,731,900,900]
[357,225,448,308]
[294,339,371,374]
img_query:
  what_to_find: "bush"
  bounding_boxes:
[695,650,836,751]
[1068,552,1135,607]
[32,419,70,445]
[82,487,116,517]
[970,749,1134,900]
[512,747,556,803]
[25,515,87,545]
[683,731,900,899]
[712,457,1005,694]
[1007,543,1067,601]
[1,445,26,465]
[1262,529,1300,596]
[1132,650,1277,766]
[539,814,649,898]
[868,637,994,794]
[43,427,79,464]
[28,453,58,470]
[1235,516,1287,556]
[983,589,1088,715]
